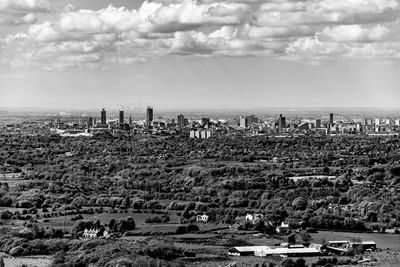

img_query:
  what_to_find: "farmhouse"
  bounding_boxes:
[196,214,209,223]
[83,228,99,239]
[276,221,290,234]
[245,213,264,224]
[228,244,322,257]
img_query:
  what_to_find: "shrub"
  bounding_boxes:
[9,246,25,256]
[186,224,199,233]
[175,226,187,235]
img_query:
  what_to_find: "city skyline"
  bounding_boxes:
[1,0,400,109]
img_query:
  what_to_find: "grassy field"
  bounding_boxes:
[310,231,400,249]
[0,254,52,267]
[38,211,180,228]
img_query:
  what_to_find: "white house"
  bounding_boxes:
[83,228,99,239]
[276,222,290,234]
[245,214,254,222]
[245,213,264,224]
[196,214,209,223]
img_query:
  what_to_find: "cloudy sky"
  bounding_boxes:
[1,0,400,110]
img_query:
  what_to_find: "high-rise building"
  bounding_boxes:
[240,115,258,129]
[119,110,124,125]
[101,108,106,125]
[146,106,153,122]
[239,116,248,128]
[329,113,334,125]
[177,114,185,129]
[88,117,94,128]
[315,119,321,128]
[278,114,286,133]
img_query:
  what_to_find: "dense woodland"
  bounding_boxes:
[1,133,400,266]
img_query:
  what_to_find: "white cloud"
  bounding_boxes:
[319,25,390,42]
[1,0,400,69]
[0,0,50,25]
[256,0,400,26]
[0,0,50,12]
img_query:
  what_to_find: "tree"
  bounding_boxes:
[292,197,308,211]
[295,258,306,267]
[300,231,311,245]
[288,233,296,245]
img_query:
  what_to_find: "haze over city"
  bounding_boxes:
[1,0,400,110]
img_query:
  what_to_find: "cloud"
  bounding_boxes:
[0,0,50,12]
[256,0,400,26]
[1,0,400,69]
[318,24,390,42]
[0,0,50,25]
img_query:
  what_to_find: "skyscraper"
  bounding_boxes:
[177,114,185,129]
[239,116,248,128]
[329,113,334,125]
[316,119,321,128]
[101,108,106,125]
[88,117,94,128]
[278,114,286,133]
[146,106,153,122]
[119,110,124,125]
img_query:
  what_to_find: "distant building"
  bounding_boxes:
[228,244,322,257]
[196,214,209,223]
[245,213,264,224]
[83,228,99,239]
[278,114,286,133]
[87,117,94,128]
[119,110,124,125]
[101,108,107,125]
[276,221,290,234]
[329,113,334,125]
[146,106,153,122]
[177,114,185,129]
[190,129,213,139]
[240,115,258,128]
[315,119,321,128]
[374,118,380,126]
[326,241,376,254]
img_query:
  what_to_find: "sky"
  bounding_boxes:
[1,0,400,111]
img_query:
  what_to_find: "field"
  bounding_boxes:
[310,231,400,249]
[310,231,400,267]
[0,253,52,267]
[35,210,181,229]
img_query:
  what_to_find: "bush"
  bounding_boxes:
[186,224,199,233]
[145,215,163,224]
[18,228,34,240]
[9,246,25,256]
[175,226,187,235]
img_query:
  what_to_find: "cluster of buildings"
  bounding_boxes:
[228,244,323,257]
[51,106,219,138]
[238,113,400,136]
[228,240,376,258]
[5,108,399,138]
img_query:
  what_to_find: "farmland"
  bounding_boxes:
[0,132,400,266]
